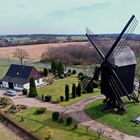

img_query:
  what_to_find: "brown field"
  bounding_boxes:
[0,42,88,61]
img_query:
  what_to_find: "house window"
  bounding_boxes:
[17,84,23,88]
[37,80,39,83]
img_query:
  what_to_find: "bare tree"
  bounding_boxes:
[13,48,29,64]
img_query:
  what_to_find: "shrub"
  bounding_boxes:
[66,117,73,125]
[64,73,67,77]
[10,104,17,110]
[0,97,9,106]
[47,129,54,140]
[72,83,76,98]
[60,96,64,102]
[78,72,84,78]
[72,70,76,74]
[52,112,59,121]
[44,68,48,77]
[36,107,46,114]
[65,84,69,101]
[86,82,94,93]
[76,83,81,96]
[59,75,64,79]
[45,95,52,102]
[22,88,28,95]
[68,69,71,73]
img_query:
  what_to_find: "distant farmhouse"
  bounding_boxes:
[1,64,43,90]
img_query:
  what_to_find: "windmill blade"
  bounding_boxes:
[104,72,126,110]
[105,15,136,61]
[81,65,95,90]
[109,18,138,62]
[86,28,105,60]
[110,69,132,100]
[109,78,126,110]
[86,28,108,55]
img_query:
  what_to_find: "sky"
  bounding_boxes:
[0,0,140,34]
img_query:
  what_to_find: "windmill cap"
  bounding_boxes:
[111,46,136,67]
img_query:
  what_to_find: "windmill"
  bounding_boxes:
[82,15,139,113]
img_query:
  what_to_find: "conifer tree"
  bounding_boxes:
[72,83,76,98]
[65,84,69,101]
[28,77,38,97]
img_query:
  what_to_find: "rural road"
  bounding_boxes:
[0,90,140,140]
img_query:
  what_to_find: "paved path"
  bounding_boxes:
[1,91,140,140]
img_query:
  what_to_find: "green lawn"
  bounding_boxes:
[37,75,99,106]
[86,99,140,137]
[38,75,79,98]
[0,63,10,78]
[8,108,108,140]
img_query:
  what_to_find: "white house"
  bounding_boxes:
[2,64,43,90]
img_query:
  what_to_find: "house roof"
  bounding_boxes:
[2,64,41,84]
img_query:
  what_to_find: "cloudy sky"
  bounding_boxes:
[0,0,140,34]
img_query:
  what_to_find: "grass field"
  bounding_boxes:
[8,107,108,140]
[37,75,99,106]
[0,63,10,78]
[86,99,140,137]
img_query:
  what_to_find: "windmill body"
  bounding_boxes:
[101,46,136,98]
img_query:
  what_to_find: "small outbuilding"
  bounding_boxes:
[1,64,43,90]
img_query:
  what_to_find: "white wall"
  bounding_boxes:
[2,81,8,88]
[2,78,43,90]
[23,83,30,90]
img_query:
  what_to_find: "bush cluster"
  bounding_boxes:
[22,88,28,95]
[36,107,47,114]
[52,112,60,121]
[45,95,52,102]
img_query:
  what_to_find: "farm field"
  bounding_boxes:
[0,42,88,61]
[8,107,108,140]
[86,99,140,137]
